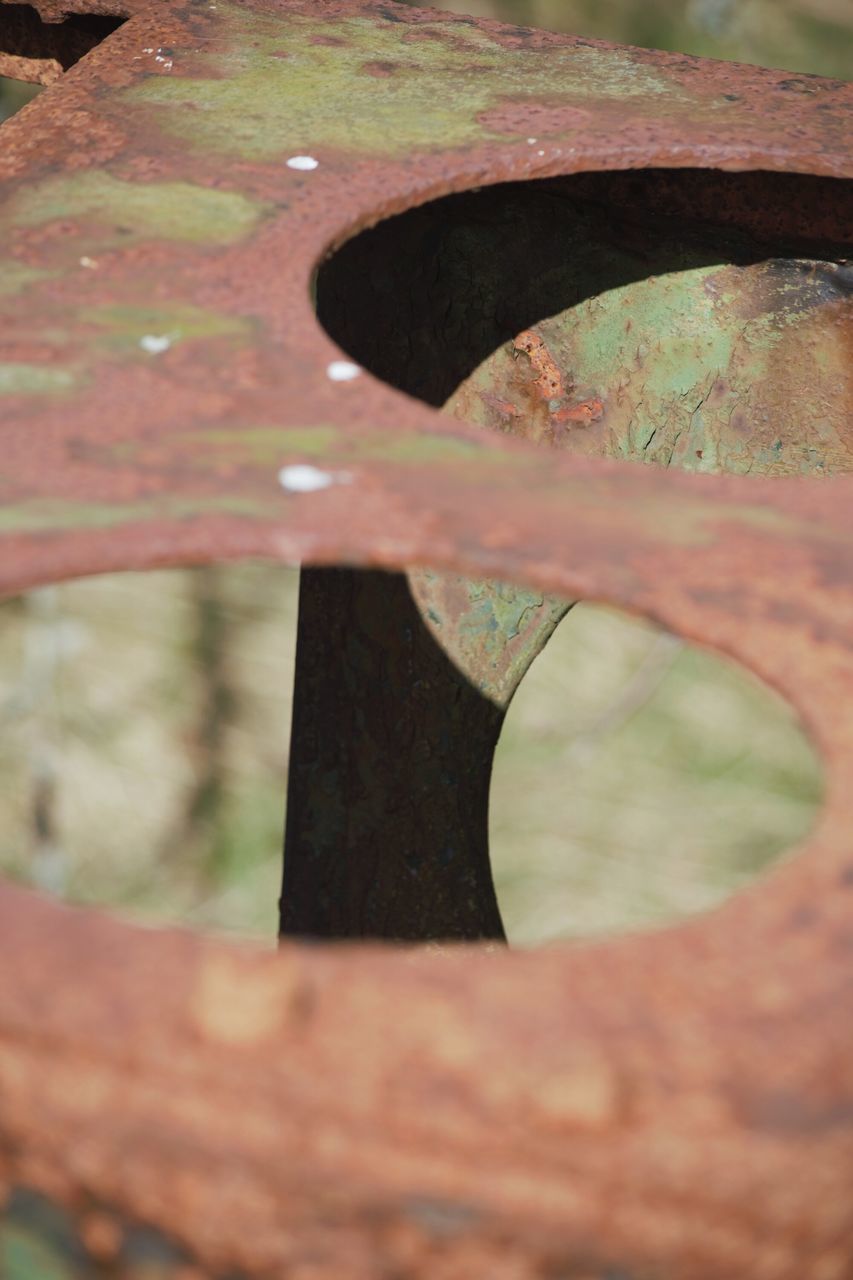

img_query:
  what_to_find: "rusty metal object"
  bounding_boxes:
[288,172,850,942]
[0,5,122,84]
[282,567,510,941]
[0,0,852,1276]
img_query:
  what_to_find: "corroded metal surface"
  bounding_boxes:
[0,6,122,84]
[286,175,851,945]
[0,0,852,1276]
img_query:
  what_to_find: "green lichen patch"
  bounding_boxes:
[79,303,251,354]
[0,1224,70,1280]
[0,363,78,396]
[0,261,52,298]
[192,425,341,463]
[159,423,521,474]
[0,494,276,535]
[5,171,267,247]
[356,431,501,465]
[124,5,680,159]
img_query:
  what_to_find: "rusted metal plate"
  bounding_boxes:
[0,6,122,84]
[0,0,852,1275]
[283,173,851,947]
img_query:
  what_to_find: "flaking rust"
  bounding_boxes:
[0,0,851,1276]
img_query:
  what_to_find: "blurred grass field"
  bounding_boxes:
[0,568,822,946]
[0,0,844,946]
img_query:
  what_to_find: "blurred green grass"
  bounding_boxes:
[399,0,853,79]
[491,604,820,945]
[0,78,38,120]
[0,0,844,945]
[0,569,822,945]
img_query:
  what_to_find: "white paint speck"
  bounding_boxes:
[278,464,351,493]
[79,256,98,269]
[527,137,537,144]
[326,360,361,382]
[287,155,319,171]
[537,149,546,157]
[139,334,172,355]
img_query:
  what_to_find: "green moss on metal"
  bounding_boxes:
[0,1225,69,1280]
[0,262,51,298]
[0,363,78,395]
[156,425,511,469]
[0,494,276,534]
[364,433,500,464]
[190,425,342,462]
[6,172,267,246]
[126,5,679,158]
[80,303,250,353]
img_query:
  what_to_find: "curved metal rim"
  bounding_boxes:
[1,3,852,1274]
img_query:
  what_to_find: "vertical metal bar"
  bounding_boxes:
[280,566,507,942]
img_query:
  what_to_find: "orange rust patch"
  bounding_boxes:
[191,951,303,1047]
[554,397,605,426]
[533,1060,624,1132]
[81,1210,124,1261]
[512,329,569,401]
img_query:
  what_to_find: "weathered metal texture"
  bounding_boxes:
[0,6,122,83]
[0,0,852,1277]
[285,176,851,944]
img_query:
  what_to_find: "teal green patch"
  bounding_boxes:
[0,363,78,395]
[0,1224,71,1280]
[125,5,680,158]
[539,260,838,477]
[460,579,546,645]
[5,172,267,247]
[571,263,746,409]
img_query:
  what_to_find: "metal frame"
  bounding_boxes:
[0,1,851,1274]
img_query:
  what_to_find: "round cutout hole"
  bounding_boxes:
[0,567,822,945]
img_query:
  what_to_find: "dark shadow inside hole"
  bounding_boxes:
[0,4,124,83]
[62,11,125,39]
[317,168,850,416]
[284,169,848,944]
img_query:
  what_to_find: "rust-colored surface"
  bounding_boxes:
[0,0,852,1276]
[0,5,122,84]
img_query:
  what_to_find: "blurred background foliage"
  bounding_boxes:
[0,0,846,945]
[401,0,853,78]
